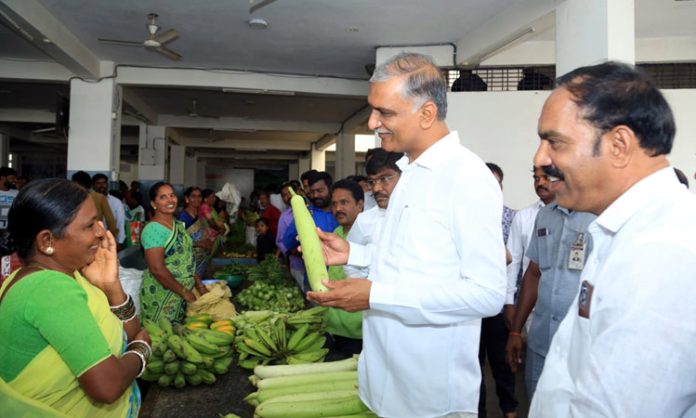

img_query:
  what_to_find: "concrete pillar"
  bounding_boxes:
[556,0,635,77]
[138,123,168,181]
[184,154,197,187]
[66,78,121,180]
[310,144,326,172]
[288,162,299,181]
[168,144,185,188]
[334,132,356,180]
[298,155,311,176]
[0,134,9,168]
[196,159,206,189]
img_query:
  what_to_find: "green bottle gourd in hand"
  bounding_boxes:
[288,188,328,291]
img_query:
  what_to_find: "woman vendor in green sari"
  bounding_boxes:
[177,186,213,277]
[140,182,207,323]
[0,179,151,417]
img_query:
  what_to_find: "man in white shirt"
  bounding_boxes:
[93,173,126,247]
[343,148,402,278]
[307,53,507,418]
[529,62,696,417]
[502,167,555,329]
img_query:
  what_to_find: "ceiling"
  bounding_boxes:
[1,0,695,170]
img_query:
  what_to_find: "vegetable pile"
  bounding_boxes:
[244,356,376,418]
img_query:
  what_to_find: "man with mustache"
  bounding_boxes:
[529,62,696,417]
[307,171,333,212]
[503,167,556,330]
[326,179,365,356]
[307,53,507,418]
[283,171,338,292]
[505,189,595,399]
[343,148,403,278]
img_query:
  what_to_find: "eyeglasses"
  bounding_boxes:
[367,174,397,188]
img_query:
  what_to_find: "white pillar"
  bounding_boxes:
[0,134,9,168]
[298,156,310,176]
[184,154,197,187]
[288,162,299,180]
[196,159,206,189]
[168,144,185,187]
[334,132,356,180]
[66,78,121,179]
[138,124,168,181]
[310,144,326,171]
[556,0,635,77]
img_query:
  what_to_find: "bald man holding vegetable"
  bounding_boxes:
[307,53,507,418]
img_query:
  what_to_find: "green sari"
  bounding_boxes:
[0,270,140,418]
[140,221,195,324]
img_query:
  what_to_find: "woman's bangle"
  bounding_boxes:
[509,331,523,337]
[110,294,137,322]
[124,340,151,378]
[124,350,147,378]
[126,339,152,360]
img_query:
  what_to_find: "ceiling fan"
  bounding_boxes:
[187,100,218,119]
[98,13,181,61]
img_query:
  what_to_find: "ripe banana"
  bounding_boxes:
[185,321,209,331]
[210,319,234,330]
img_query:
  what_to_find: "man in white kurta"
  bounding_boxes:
[529,61,696,417]
[308,53,507,418]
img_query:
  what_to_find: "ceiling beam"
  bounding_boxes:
[177,137,312,152]
[122,89,158,124]
[0,0,101,78]
[0,109,54,124]
[157,114,341,133]
[341,105,372,133]
[314,134,336,151]
[0,59,73,81]
[455,0,556,68]
[116,66,369,98]
[196,152,300,160]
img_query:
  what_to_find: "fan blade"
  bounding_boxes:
[98,38,143,47]
[156,29,179,45]
[155,46,181,61]
[250,0,277,13]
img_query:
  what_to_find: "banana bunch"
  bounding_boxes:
[140,317,235,388]
[185,312,235,335]
[230,307,329,370]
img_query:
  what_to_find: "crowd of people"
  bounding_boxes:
[1,52,695,418]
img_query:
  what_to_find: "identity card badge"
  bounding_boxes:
[567,232,586,270]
